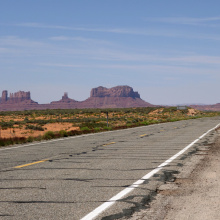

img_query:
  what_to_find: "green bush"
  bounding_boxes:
[43,131,55,140]
[0,137,27,146]
[25,125,44,131]
[80,127,90,131]
[59,130,68,137]
[94,127,101,132]
[27,136,34,142]
[103,126,112,131]
[140,121,150,125]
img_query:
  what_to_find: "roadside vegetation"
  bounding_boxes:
[0,107,219,147]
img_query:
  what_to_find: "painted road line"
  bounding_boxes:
[14,159,48,168]
[102,142,116,147]
[140,134,147,137]
[80,122,220,220]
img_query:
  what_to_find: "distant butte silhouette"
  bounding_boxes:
[0,86,219,111]
[0,86,154,111]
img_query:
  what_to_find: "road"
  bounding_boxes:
[0,117,219,220]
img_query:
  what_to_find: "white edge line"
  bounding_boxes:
[80,122,220,220]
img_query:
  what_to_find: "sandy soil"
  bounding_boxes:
[125,132,220,220]
[187,108,199,116]
[0,123,79,138]
[163,136,220,220]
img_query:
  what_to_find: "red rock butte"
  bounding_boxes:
[0,86,155,111]
[1,86,219,111]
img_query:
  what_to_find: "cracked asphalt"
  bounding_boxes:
[0,117,219,219]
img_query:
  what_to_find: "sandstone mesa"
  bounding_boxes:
[0,86,219,111]
[0,86,154,111]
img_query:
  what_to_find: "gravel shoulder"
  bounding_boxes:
[124,128,220,220]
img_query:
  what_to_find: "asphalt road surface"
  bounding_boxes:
[0,117,219,220]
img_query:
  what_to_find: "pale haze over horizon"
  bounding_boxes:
[1,1,220,105]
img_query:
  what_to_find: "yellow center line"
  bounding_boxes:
[140,134,147,137]
[102,142,116,147]
[14,159,48,169]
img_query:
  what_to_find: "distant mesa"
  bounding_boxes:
[90,86,140,98]
[1,86,219,111]
[1,90,37,105]
[0,86,153,111]
[190,103,220,112]
[83,86,152,108]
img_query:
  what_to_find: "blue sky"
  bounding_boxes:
[1,0,220,105]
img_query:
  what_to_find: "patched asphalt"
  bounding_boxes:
[0,117,219,219]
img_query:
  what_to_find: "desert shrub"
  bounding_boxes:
[80,122,106,129]
[140,121,150,125]
[126,123,133,128]
[103,126,112,131]
[167,118,179,122]
[149,120,159,124]
[0,121,15,129]
[0,139,6,146]
[67,130,82,136]
[43,131,55,140]
[132,119,139,123]
[0,137,27,146]
[25,125,44,131]
[24,117,29,122]
[36,120,48,126]
[59,130,68,137]
[14,137,26,144]
[162,107,177,113]
[80,127,90,131]
[27,136,34,142]
[94,127,101,132]
[34,136,43,142]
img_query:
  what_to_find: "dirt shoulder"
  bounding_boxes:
[125,131,220,220]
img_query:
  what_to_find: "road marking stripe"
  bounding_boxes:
[102,142,116,147]
[13,141,116,168]
[139,134,147,137]
[80,122,220,220]
[14,159,48,168]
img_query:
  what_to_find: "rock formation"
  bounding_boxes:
[0,86,154,111]
[51,92,77,104]
[49,92,79,109]
[1,87,220,111]
[90,86,140,98]
[8,91,31,103]
[81,86,153,108]
[1,90,8,103]
[190,103,220,111]
[0,90,38,111]
[62,92,69,100]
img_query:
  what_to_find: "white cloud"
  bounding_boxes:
[1,35,220,70]
[38,63,84,68]
[1,35,220,83]
[13,22,220,42]
[145,16,220,27]
[49,36,112,45]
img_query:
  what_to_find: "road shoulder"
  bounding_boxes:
[124,128,220,220]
